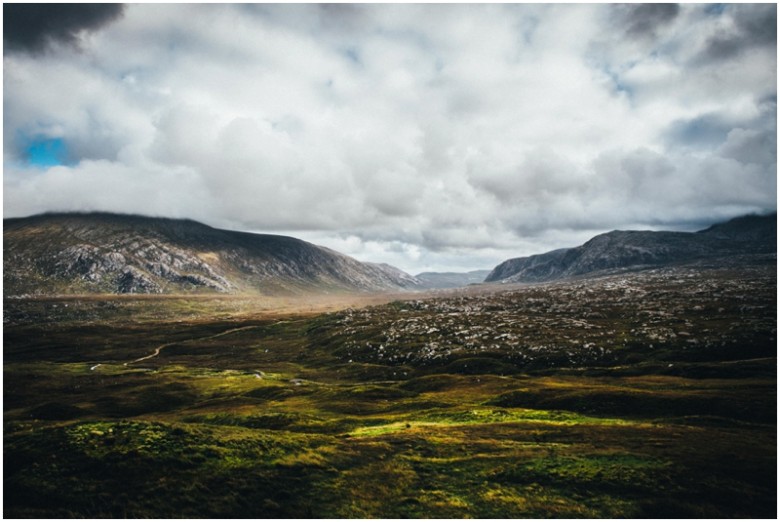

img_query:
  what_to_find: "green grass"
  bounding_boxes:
[3,266,777,517]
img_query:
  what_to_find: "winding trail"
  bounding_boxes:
[124,320,291,367]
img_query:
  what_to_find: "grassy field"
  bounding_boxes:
[3,265,776,517]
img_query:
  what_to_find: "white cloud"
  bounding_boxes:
[3,4,776,274]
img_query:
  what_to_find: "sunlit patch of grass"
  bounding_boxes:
[349,408,639,437]
[478,483,637,518]
[272,444,342,468]
[414,489,471,515]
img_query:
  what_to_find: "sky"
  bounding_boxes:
[3,3,777,274]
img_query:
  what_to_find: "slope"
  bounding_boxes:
[486,213,776,284]
[3,212,422,296]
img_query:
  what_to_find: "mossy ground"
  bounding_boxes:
[3,267,776,517]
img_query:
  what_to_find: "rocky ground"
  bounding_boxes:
[328,261,775,372]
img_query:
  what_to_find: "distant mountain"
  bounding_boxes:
[486,213,776,284]
[3,213,423,296]
[414,270,491,289]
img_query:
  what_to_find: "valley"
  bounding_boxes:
[5,2,776,518]
[3,259,776,518]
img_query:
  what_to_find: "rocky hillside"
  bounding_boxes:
[3,213,423,296]
[486,213,776,284]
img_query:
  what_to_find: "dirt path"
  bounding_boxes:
[124,321,290,366]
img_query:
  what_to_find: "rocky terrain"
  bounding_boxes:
[486,213,776,283]
[325,261,776,373]
[3,213,423,296]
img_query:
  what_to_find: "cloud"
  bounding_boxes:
[3,160,214,222]
[663,91,777,153]
[3,3,125,54]
[665,113,742,148]
[719,128,777,167]
[3,4,776,273]
[699,3,777,62]
[614,3,680,39]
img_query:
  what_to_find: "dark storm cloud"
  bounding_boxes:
[700,3,776,62]
[4,3,125,54]
[615,3,680,39]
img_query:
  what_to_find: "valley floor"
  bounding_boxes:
[3,262,777,518]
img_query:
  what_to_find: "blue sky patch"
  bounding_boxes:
[25,137,70,167]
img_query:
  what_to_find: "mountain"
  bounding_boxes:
[414,270,491,289]
[486,213,776,284]
[696,212,777,242]
[3,212,423,296]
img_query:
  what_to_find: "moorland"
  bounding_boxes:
[3,258,776,518]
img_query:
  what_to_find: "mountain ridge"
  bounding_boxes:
[3,212,423,296]
[486,213,776,284]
